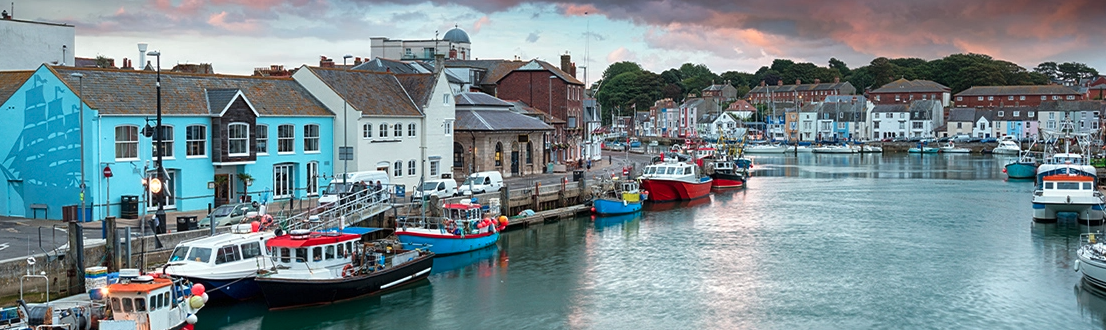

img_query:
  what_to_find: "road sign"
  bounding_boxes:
[103,166,113,178]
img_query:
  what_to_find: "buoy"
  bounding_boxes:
[250,221,260,233]
[186,314,198,325]
[191,283,206,297]
[201,293,209,303]
[189,296,205,309]
[591,207,596,213]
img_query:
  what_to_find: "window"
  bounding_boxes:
[443,94,450,105]
[838,122,846,129]
[186,125,206,157]
[987,96,993,101]
[278,124,294,153]
[394,161,402,177]
[279,248,290,263]
[1049,112,1056,119]
[876,95,881,102]
[408,123,416,137]
[1028,111,1034,117]
[526,141,533,164]
[998,111,1004,117]
[325,245,335,260]
[306,161,318,196]
[1042,96,1047,100]
[1007,96,1014,101]
[895,95,900,101]
[430,160,439,176]
[874,113,879,119]
[228,123,249,156]
[899,122,905,129]
[379,123,388,137]
[977,96,984,101]
[1067,95,1076,100]
[152,126,173,158]
[363,123,372,138]
[453,142,464,169]
[494,143,502,167]
[274,163,293,199]
[1053,95,1060,100]
[312,247,323,262]
[115,125,139,160]
[956,96,962,101]
[912,122,923,129]
[304,124,319,152]
[408,160,416,176]
[295,248,306,263]
[146,170,176,210]
[241,242,262,259]
[186,247,211,263]
[256,124,268,154]
[215,245,241,265]
[394,123,402,137]
[957,122,962,129]
[873,122,880,129]
[444,120,452,135]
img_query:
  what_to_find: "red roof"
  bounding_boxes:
[110,277,172,293]
[267,233,361,248]
[1043,174,1094,182]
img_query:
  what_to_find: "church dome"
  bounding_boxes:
[442,27,470,44]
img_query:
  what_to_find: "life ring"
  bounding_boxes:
[342,264,356,277]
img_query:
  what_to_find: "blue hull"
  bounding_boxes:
[398,232,500,256]
[1005,162,1037,179]
[187,277,261,301]
[593,198,642,215]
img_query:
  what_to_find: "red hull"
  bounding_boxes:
[710,173,745,188]
[640,178,712,202]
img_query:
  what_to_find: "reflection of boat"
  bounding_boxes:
[592,179,644,215]
[992,140,1022,155]
[1074,279,1106,327]
[593,212,643,229]
[397,202,503,255]
[642,197,712,212]
[939,142,971,153]
[431,244,499,274]
[638,161,712,202]
[163,225,275,301]
[256,228,434,310]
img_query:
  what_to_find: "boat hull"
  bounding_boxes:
[1032,201,1104,222]
[397,231,499,256]
[640,178,712,202]
[593,198,642,215]
[1080,251,1106,289]
[256,254,434,310]
[710,172,745,188]
[184,276,261,301]
[1004,162,1037,179]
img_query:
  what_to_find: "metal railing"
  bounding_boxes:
[281,188,392,233]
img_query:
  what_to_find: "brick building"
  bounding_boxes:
[868,78,951,106]
[954,85,1084,108]
[746,77,855,105]
[495,57,584,164]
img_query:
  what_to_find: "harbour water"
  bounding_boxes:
[197,153,1106,329]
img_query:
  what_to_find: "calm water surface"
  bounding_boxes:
[198,153,1106,329]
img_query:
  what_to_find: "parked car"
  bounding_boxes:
[413,179,459,200]
[199,202,258,228]
[980,137,997,143]
[938,137,952,143]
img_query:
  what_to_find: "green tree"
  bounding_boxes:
[95,55,113,68]
[1058,62,1099,83]
[601,61,643,82]
[1034,61,1059,80]
[828,58,850,77]
[678,63,718,97]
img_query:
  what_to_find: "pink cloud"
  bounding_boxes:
[207,11,261,32]
[472,16,491,33]
[607,47,637,63]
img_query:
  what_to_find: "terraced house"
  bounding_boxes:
[954,85,1084,108]
[0,64,334,220]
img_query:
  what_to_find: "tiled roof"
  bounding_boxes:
[955,85,1080,96]
[947,108,977,122]
[49,66,331,116]
[1036,100,1105,111]
[455,109,553,131]
[305,67,421,117]
[205,89,239,114]
[871,78,949,93]
[351,57,431,74]
[395,73,435,107]
[726,100,755,111]
[824,95,867,103]
[456,92,512,107]
[871,104,909,113]
[0,71,33,102]
[513,60,584,85]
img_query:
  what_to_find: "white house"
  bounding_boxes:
[697,113,739,138]
[0,16,75,70]
[870,104,910,139]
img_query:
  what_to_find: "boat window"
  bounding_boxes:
[326,245,335,260]
[644,167,655,174]
[187,247,212,263]
[241,242,262,259]
[135,297,146,312]
[1045,182,1053,189]
[170,246,190,262]
[122,298,134,313]
[215,245,241,265]
[295,248,307,263]
[1084,183,1092,190]
[346,242,353,256]
[1057,182,1081,190]
[111,297,121,312]
[280,248,291,263]
[165,292,171,308]
[685,167,692,175]
[338,244,346,258]
[666,167,676,175]
[313,247,323,262]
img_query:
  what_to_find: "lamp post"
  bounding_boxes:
[342,54,352,190]
[148,50,165,234]
[71,72,85,223]
[548,75,556,162]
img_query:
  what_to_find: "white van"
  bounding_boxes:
[319,171,390,204]
[458,171,504,196]
[413,179,459,199]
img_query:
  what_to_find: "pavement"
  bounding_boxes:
[503,152,654,188]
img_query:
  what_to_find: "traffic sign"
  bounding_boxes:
[103,166,113,178]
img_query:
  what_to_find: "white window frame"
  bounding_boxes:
[379,123,388,138]
[228,123,250,157]
[306,161,318,196]
[956,96,962,101]
[977,96,983,101]
[363,123,371,139]
[430,160,439,177]
[151,125,174,159]
[1020,96,1025,100]
[408,160,416,176]
[408,123,416,137]
[304,124,320,153]
[115,125,139,161]
[278,124,295,154]
[1007,96,1013,101]
[998,111,1004,117]
[393,160,402,177]
[444,120,453,136]
[185,125,207,158]
[443,94,450,105]
[393,123,402,137]
[273,163,294,199]
[256,124,268,155]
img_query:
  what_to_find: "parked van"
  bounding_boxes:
[458,171,504,195]
[319,171,390,204]
[413,179,459,199]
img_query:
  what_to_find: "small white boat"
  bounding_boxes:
[812,145,858,154]
[743,144,788,153]
[784,145,814,153]
[992,141,1021,155]
[940,142,971,153]
[1077,233,1106,289]
[859,145,883,153]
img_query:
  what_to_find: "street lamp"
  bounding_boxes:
[548,75,556,162]
[343,54,353,67]
[147,50,165,234]
[70,72,85,223]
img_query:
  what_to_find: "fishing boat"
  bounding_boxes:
[939,142,971,153]
[10,266,206,330]
[1076,233,1106,289]
[707,157,746,189]
[992,140,1022,155]
[638,160,712,202]
[591,179,644,215]
[163,224,275,301]
[396,202,504,255]
[1032,172,1104,222]
[255,228,434,310]
[1004,149,1039,179]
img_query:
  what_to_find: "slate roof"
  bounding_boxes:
[955,85,1081,96]
[0,71,33,102]
[871,78,950,93]
[503,100,564,123]
[455,92,512,107]
[351,57,431,74]
[989,106,1037,121]
[871,104,909,113]
[455,109,554,131]
[304,66,421,117]
[50,66,331,116]
[513,60,584,85]
[824,95,867,103]
[395,73,435,107]
[444,59,527,85]
[205,89,239,114]
[947,108,977,122]
[1036,100,1105,111]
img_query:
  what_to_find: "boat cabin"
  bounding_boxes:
[1039,174,1095,196]
[107,271,189,330]
[642,162,699,178]
[268,231,363,268]
[444,203,483,222]
[168,225,272,266]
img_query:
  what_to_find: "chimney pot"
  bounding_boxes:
[814,78,821,84]
[796,79,801,85]
[777,80,783,86]
[834,77,840,83]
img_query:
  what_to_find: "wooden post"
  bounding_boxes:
[500,183,510,216]
[105,216,117,272]
[66,221,86,294]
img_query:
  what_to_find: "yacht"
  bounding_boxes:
[940,142,971,153]
[743,144,788,153]
[992,141,1021,155]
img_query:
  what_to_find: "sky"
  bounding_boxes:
[15,0,1106,87]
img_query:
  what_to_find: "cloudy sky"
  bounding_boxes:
[17,0,1106,86]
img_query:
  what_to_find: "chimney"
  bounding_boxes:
[1,10,10,20]
[814,78,820,84]
[796,79,801,85]
[449,48,458,60]
[354,57,362,65]
[560,53,572,76]
[777,80,783,86]
[434,53,445,73]
[138,43,148,72]
[834,76,840,83]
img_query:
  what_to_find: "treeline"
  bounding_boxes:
[592,54,1098,124]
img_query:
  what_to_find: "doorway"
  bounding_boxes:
[214,174,232,207]
[511,142,520,175]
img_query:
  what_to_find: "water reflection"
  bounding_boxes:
[1075,281,1106,328]
[591,212,642,231]
[432,245,500,274]
[748,153,1008,180]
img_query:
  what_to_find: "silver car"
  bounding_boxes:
[198,203,258,228]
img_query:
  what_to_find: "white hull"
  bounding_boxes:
[784,145,814,153]
[744,145,787,153]
[812,146,857,154]
[940,147,971,153]
[1079,244,1106,288]
[1032,195,1105,221]
[992,147,1021,155]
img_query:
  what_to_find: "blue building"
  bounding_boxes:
[0,65,334,220]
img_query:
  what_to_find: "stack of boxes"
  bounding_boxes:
[85,266,108,300]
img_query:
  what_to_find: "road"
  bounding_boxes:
[501,152,655,189]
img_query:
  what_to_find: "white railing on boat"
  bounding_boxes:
[282,188,393,233]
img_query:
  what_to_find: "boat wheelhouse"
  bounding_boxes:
[163,224,275,301]
[396,202,503,255]
[638,161,712,202]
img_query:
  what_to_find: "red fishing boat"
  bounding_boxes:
[638,161,712,202]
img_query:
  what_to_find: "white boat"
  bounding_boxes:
[163,224,276,301]
[784,145,814,153]
[743,144,788,153]
[812,145,858,154]
[1077,233,1106,289]
[940,142,971,153]
[859,145,883,153]
[992,141,1021,155]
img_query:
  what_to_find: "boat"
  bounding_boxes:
[1032,172,1104,222]
[1004,147,1039,179]
[396,202,503,255]
[939,142,971,153]
[707,157,746,189]
[907,147,939,153]
[743,144,787,153]
[812,145,858,154]
[10,266,206,330]
[638,160,713,202]
[592,178,645,215]
[163,224,275,301]
[784,145,814,153]
[255,227,434,310]
[992,141,1022,155]
[859,145,883,153]
[1077,233,1106,290]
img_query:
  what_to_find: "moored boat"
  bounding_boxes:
[939,142,971,153]
[163,224,275,301]
[707,157,746,189]
[1077,233,1106,289]
[397,202,504,255]
[255,228,434,310]
[743,144,787,153]
[859,145,883,153]
[992,140,1022,155]
[638,161,712,202]
[1032,173,1104,223]
[1004,149,1038,179]
[908,147,939,153]
[812,145,858,154]
[592,179,644,215]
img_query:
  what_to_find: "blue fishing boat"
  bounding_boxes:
[396,202,503,256]
[592,179,644,215]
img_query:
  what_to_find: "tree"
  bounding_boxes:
[600,61,643,82]
[677,63,718,97]
[1034,62,1059,80]
[828,58,850,77]
[1058,62,1098,83]
[95,55,113,68]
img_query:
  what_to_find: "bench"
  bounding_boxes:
[30,204,47,219]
